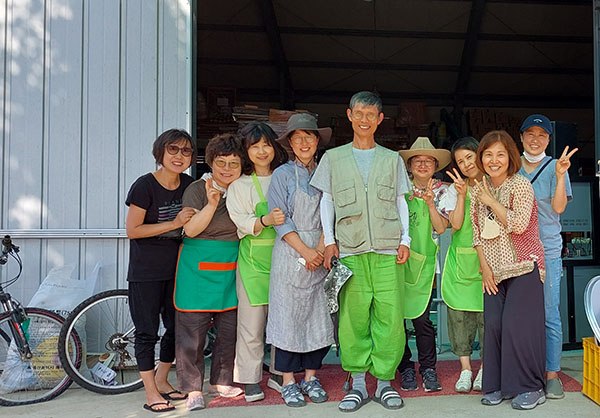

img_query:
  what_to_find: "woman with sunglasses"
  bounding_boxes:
[173,133,245,411]
[265,114,334,407]
[125,129,196,413]
[442,137,485,393]
[471,130,546,410]
[226,122,288,403]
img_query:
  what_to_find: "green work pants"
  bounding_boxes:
[338,253,405,380]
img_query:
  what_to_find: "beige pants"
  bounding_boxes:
[233,269,280,384]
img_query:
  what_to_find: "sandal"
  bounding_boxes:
[373,386,403,410]
[143,401,175,413]
[160,389,187,401]
[338,389,370,413]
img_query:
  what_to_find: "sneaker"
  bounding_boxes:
[300,377,328,403]
[211,384,242,398]
[422,368,442,392]
[481,390,503,406]
[455,369,472,393]
[511,389,546,410]
[472,367,483,392]
[281,382,306,407]
[400,368,418,391]
[186,394,205,411]
[267,373,283,393]
[546,378,565,399]
[244,383,265,402]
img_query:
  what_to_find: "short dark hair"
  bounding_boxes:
[476,130,522,177]
[205,133,245,167]
[450,136,479,169]
[240,122,288,175]
[152,129,195,165]
[349,91,383,113]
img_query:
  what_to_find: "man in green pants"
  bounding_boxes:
[311,91,411,412]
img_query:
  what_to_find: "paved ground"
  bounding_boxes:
[7,351,599,417]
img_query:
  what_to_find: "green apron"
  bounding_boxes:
[237,173,276,306]
[404,195,438,319]
[441,190,483,311]
[173,238,239,312]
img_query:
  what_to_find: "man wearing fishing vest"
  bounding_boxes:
[311,91,412,412]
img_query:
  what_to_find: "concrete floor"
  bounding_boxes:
[6,351,599,417]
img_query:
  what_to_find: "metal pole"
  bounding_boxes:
[594,1,600,175]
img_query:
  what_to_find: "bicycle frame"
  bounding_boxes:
[0,286,33,361]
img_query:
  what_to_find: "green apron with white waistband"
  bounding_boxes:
[441,189,483,311]
[174,238,239,312]
[404,195,438,319]
[237,173,276,306]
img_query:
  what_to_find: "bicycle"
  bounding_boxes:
[57,289,143,394]
[0,235,82,406]
[58,286,220,395]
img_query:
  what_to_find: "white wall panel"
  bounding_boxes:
[0,0,192,303]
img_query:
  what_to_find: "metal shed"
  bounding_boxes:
[0,0,192,301]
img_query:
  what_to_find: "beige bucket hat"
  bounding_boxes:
[399,136,451,171]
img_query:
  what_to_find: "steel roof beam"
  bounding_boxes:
[198,23,592,44]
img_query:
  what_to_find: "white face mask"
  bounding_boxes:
[523,151,546,164]
[481,210,501,240]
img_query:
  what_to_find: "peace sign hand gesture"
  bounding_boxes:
[205,178,222,208]
[473,177,496,207]
[446,168,467,196]
[422,178,436,205]
[555,145,578,178]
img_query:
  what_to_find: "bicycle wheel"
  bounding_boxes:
[0,308,80,406]
[58,289,145,394]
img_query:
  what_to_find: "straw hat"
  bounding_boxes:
[399,136,451,171]
[276,113,332,146]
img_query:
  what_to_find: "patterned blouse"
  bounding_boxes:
[470,174,546,283]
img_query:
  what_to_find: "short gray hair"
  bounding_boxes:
[349,91,383,113]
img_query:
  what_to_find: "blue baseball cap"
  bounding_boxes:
[520,114,552,135]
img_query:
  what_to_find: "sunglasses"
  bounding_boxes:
[165,144,193,157]
[213,159,241,169]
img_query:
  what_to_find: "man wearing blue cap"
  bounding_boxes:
[517,114,577,400]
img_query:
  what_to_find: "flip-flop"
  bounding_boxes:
[338,389,370,413]
[160,390,188,400]
[143,401,175,413]
[373,386,404,410]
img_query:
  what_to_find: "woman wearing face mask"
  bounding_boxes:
[397,137,451,394]
[126,129,196,413]
[173,133,245,411]
[442,137,485,393]
[226,122,289,403]
[266,114,335,407]
[517,114,577,400]
[471,130,546,410]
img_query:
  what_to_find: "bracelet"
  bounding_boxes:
[260,215,268,227]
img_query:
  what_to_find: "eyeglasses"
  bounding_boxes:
[166,144,193,157]
[412,159,435,167]
[350,111,379,122]
[213,159,241,169]
[290,135,318,145]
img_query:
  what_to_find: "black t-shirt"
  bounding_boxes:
[125,172,194,282]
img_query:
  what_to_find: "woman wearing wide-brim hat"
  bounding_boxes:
[396,137,452,393]
[266,113,334,407]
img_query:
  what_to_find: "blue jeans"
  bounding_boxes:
[544,257,563,372]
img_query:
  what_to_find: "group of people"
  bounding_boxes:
[125,90,576,413]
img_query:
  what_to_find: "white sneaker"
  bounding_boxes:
[473,367,483,392]
[455,369,473,393]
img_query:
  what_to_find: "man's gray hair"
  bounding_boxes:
[349,91,383,113]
